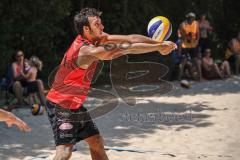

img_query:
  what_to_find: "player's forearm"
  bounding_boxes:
[106,34,159,44]
[88,43,161,60]
[93,42,160,56]
[123,43,163,55]
[128,34,159,44]
[82,41,175,60]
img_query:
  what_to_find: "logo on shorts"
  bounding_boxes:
[59,133,73,138]
[57,111,71,118]
[59,123,73,130]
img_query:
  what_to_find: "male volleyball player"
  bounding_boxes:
[46,7,177,160]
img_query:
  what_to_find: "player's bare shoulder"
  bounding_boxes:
[77,45,99,69]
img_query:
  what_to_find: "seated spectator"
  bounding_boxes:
[8,50,46,109]
[20,56,45,106]
[9,50,26,106]
[202,48,231,79]
[178,55,200,80]
[225,31,240,74]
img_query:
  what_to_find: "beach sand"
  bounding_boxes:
[0,76,240,160]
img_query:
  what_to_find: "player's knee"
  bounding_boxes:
[55,150,72,160]
[93,135,104,144]
[87,135,104,148]
[55,146,72,160]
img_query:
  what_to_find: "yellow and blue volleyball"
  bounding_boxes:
[31,104,45,115]
[147,16,172,42]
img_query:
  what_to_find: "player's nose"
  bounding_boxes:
[100,24,104,30]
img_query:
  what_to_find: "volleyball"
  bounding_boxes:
[32,104,45,115]
[180,80,191,89]
[147,16,172,42]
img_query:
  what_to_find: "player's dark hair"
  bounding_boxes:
[74,8,102,35]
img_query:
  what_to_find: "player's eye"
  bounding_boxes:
[95,23,100,27]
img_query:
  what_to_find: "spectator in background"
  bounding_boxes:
[202,48,231,79]
[8,50,46,109]
[10,50,26,106]
[225,31,240,74]
[198,14,213,53]
[20,56,46,106]
[178,12,202,80]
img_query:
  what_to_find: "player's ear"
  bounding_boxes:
[83,26,90,33]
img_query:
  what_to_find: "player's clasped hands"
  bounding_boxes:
[158,41,177,55]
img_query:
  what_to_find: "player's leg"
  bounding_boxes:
[84,134,109,160]
[54,144,73,160]
[77,106,108,160]
[45,101,77,160]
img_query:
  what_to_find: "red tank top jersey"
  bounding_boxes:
[47,35,98,109]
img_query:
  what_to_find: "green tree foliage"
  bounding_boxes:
[0,0,72,79]
[0,0,239,82]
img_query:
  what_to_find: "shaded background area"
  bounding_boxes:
[0,0,239,85]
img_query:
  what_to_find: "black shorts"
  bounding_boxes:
[9,81,38,95]
[46,100,99,146]
[25,81,39,94]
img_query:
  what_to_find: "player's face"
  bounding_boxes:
[87,16,104,39]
